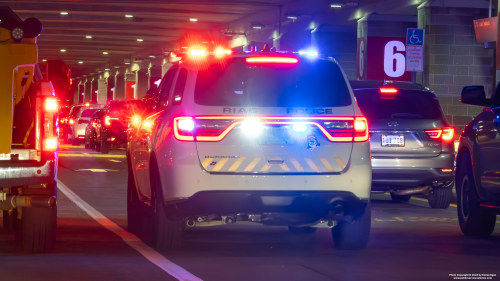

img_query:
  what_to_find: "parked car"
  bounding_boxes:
[84,110,104,150]
[351,80,455,208]
[456,84,499,236]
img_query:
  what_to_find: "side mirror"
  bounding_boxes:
[461,85,491,107]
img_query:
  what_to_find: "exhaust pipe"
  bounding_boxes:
[393,185,430,196]
[0,195,57,210]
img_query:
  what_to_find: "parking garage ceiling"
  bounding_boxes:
[2,0,294,77]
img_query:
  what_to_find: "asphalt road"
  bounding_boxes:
[1,144,500,281]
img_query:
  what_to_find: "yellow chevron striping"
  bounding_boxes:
[201,158,213,169]
[260,162,272,172]
[334,157,346,170]
[319,157,335,172]
[244,158,261,171]
[212,158,229,171]
[279,163,291,172]
[289,158,304,172]
[228,157,246,171]
[304,158,320,172]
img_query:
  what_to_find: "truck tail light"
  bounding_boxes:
[425,127,455,143]
[44,98,58,112]
[43,137,58,151]
[69,118,75,125]
[173,116,369,142]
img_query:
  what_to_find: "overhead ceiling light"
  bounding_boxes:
[42,59,47,62]
[330,2,358,7]
[103,52,108,55]
[60,12,69,15]
[181,46,188,49]
[60,49,66,52]
[251,23,264,29]
[124,62,131,65]
[125,14,133,18]
[286,14,299,20]
[190,18,198,22]
[86,35,92,39]
[149,55,155,58]
[78,61,83,64]
[105,68,110,71]
[137,39,143,42]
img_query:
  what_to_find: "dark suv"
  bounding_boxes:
[93,100,145,154]
[351,80,455,208]
[456,84,500,236]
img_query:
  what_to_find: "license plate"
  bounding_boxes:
[259,128,294,145]
[381,135,405,147]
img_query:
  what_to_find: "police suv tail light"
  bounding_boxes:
[174,117,195,141]
[69,118,75,125]
[105,116,119,126]
[353,117,369,142]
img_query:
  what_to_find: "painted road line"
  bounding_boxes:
[109,159,122,163]
[59,153,126,158]
[57,180,202,281]
[412,197,457,208]
[76,169,120,172]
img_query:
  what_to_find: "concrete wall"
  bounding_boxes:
[418,0,492,135]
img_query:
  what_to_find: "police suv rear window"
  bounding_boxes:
[81,109,100,118]
[194,57,351,107]
[354,89,442,120]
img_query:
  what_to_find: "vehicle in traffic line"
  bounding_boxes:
[69,104,102,146]
[351,80,455,209]
[90,100,145,154]
[84,109,104,150]
[455,84,500,236]
[0,7,62,253]
[127,47,372,250]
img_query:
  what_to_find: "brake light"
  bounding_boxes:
[132,116,141,126]
[354,117,369,142]
[215,48,232,57]
[69,118,75,125]
[380,87,398,94]
[441,168,453,173]
[425,127,455,142]
[84,102,90,107]
[105,116,119,126]
[245,57,298,64]
[43,137,58,151]
[189,48,206,58]
[92,121,97,128]
[44,98,58,112]
[173,116,369,142]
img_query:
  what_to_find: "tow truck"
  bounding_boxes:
[0,7,68,253]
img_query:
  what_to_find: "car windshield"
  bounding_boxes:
[69,106,83,117]
[81,109,100,118]
[194,57,352,107]
[353,89,442,119]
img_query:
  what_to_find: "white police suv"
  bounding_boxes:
[127,47,372,250]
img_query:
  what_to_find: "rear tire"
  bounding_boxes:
[19,207,57,253]
[127,158,142,235]
[149,160,183,251]
[288,226,317,234]
[2,209,19,231]
[428,184,452,209]
[100,133,109,154]
[456,153,496,236]
[390,193,411,202]
[332,204,371,250]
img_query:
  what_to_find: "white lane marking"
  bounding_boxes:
[57,180,202,281]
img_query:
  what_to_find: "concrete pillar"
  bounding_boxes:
[417,0,491,136]
[106,76,114,102]
[356,13,417,81]
[135,69,149,100]
[83,78,91,103]
[162,58,174,77]
[125,71,136,100]
[114,72,126,100]
[91,77,99,103]
[72,81,79,105]
[97,76,107,105]
[149,63,162,90]
[78,83,84,104]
